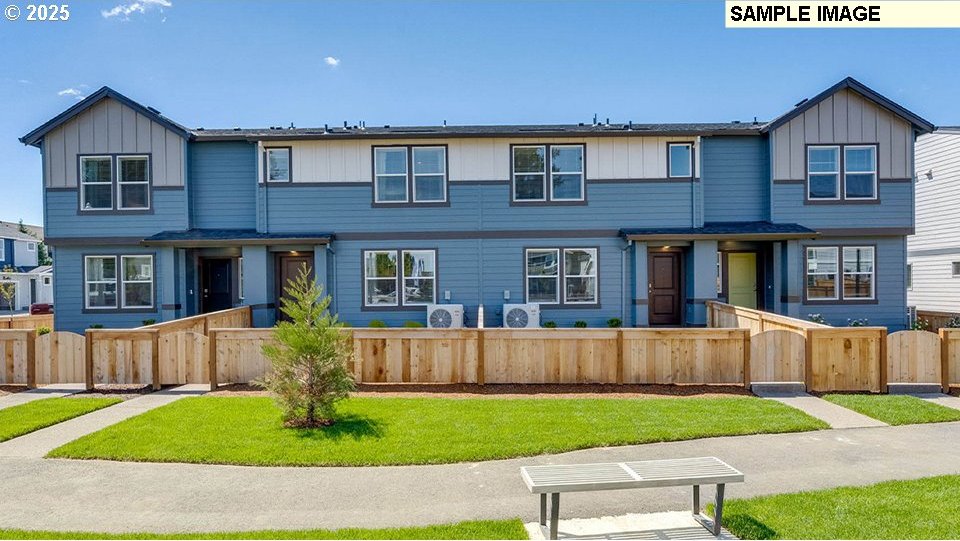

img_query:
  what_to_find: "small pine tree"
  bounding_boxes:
[258,265,355,427]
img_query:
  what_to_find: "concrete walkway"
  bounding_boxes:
[0,384,207,458]
[752,389,887,429]
[913,393,960,411]
[525,511,737,540]
[1,422,959,534]
[0,383,85,411]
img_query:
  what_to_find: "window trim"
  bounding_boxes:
[803,244,878,305]
[361,248,439,311]
[264,146,293,183]
[805,143,880,204]
[0,241,5,260]
[952,262,960,278]
[116,155,151,211]
[525,248,560,304]
[549,145,586,202]
[523,246,601,308]
[371,145,449,206]
[83,254,157,313]
[42,275,51,286]
[843,145,878,201]
[120,255,155,309]
[79,155,115,211]
[511,143,586,205]
[667,142,695,179]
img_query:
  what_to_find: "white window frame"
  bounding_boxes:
[525,248,561,304]
[117,155,151,210]
[512,145,548,202]
[27,242,36,252]
[265,148,291,182]
[412,147,447,203]
[842,246,875,300]
[84,255,118,310]
[373,148,409,204]
[363,250,399,307]
[401,250,437,306]
[843,145,878,201]
[80,155,114,211]
[805,247,839,301]
[807,145,841,201]
[668,142,694,178]
[120,255,154,309]
[42,275,51,286]
[562,248,598,304]
[549,145,585,202]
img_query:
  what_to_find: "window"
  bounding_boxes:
[807,146,840,200]
[512,144,584,203]
[806,246,876,302]
[668,143,693,178]
[265,148,291,182]
[844,146,877,199]
[806,247,839,300]
[401,250,436,305]
[952,262,960,277]
[118,156,150,209]
[27,242,36,252]
[85,256,118,309]
[906,264,912,290]
[80,156,113,210]
[121,255,154,308]
[842,247,874,299]
[0,241,4,260]
[42,275,51,286]
[364,250,398,306]
[525,247,599,305]
[373,146,448,204]
[363,249,437,308]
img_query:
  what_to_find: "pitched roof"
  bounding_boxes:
[620,221,818,241]
[762,77,934,134]
[0,221,41,242]
[19,86,191,147]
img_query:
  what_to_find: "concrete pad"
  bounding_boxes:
[911,393,960,411]
[525,511,737,540]
[888,383,944,395]
[750,381,805,395]
[752,389,887,429]
[0,384,206,458]
[0,383,85,411]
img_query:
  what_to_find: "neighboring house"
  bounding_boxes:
[908,128,960,320]
[0,221,50,311]
[19,78,932,333]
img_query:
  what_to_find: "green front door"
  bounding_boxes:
[728,253,757,309]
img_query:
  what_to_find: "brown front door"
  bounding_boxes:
[276,253,314,320]
[648,251,682,326]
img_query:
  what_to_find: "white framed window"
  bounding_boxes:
[84,256,118,309]
[42,275,51,286]
[807,146,841,200]
[412,147,447,203]
[805,247,839,301]
[0,241,5,260]
[374,148,409,203]
[844,146,877,200]
[401,250,436,305]
[668,143,693,178]
[363,250,399,307]
[117,155,150,210]
[80,156,114,210]
[526,248,560,304]
[550,145,584,201]
[266,148,291,182]
[121,255,154,308]
[513,146,547,202]
[563,248,597,304]
[842,247,875,300]
[27,242,36,252]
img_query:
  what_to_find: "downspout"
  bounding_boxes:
[620,238,633,325]
[326,243,338,315]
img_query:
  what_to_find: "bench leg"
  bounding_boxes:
[713,484,725,537]
[692,484,700,515]
[550,493,560,540]
[540,493,547,526]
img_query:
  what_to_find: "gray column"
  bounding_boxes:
[688,240,719,326]
[632,242,648,327]
[782,240,802,318]
[159,246,177,322]
[242,245,273,328]
[313,246,329,294]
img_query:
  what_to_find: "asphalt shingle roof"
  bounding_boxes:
[0,221,42,242]
[620,221,818,239]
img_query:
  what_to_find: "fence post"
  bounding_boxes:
[476,329,485,385]
[25,329,37,389]
[878,328,888,394]
[941,329,951,393]
[742,329,751,389]
[150,330,160,391]
[208,329,218,391]
[706,302,713,328]
[616,329,625,385]
[804,329,814,392]
[84,329,95,391]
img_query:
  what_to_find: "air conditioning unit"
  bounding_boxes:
[907,305,918,327]
[427,304,464,329]
[503,303,540,328]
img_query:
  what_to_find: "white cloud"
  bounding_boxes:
[58,87,87,100]
[17,79,31,84]
[323,56,340,67]
[102,0,171,20]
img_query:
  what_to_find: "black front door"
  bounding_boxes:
[201,258,233,313]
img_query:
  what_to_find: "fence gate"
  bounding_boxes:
[35,331,85,385]
[750,329,805,383]
[887,330,941,386]
[159,331,209,385]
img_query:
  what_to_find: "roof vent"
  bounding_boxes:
[578,122,584,127]
[196,127,205,131]
[233,127,240,131]
[289,123,295,129]
[794,98,809,108]
[146,106,162,115]
[384,124,390,129]
[732,120,741,124]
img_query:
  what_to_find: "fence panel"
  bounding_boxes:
[807,327,886,392]
[482,329,619,384]
[621,328,748,385]
[940,329,960,390]
[0,329,34,385]
[355,329,478,384]
[750,329,806,382]
[158,331,209,384]
[887,330,941,385]
[213,329,275,386]
[706,301,826,336]
[35,331,85,385]
[0,314,53,331]
[86,330,159,389]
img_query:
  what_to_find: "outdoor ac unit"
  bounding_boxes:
[427,304,464,329]
[907,306,918,327]
[503,303,540,328]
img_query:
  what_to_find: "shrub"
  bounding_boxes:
[847,318,869,327]
[35,326,51,336]
[88,324,104,329]
[542,321,558,328]
[947,317,960,329]
[141,318,157,326]
[258,265,355,428]
[606,318,622,328]
[808,313,827,325]
[911,319,931,331]
[368,320,387,328]
[403,320,425,328]
[573,320,588,328]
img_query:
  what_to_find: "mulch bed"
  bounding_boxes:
[0,385,29,397]
[68,384,155,401]
[210,382,752,399]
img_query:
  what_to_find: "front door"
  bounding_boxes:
[276,253,314,320]
[728,252,758,309]
[201,258,233,313]
[648,251,682,326]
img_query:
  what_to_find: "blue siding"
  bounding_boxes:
[702,136,769,222]
[0,238,12,268]
[45,190,188,239]
[771,183,913,230]
[189,142,257,229]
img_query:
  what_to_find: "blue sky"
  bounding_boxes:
[1,0,959,225]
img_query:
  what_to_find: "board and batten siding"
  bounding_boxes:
[275,136,700,183]
[771,88,914,181]
[43,97,185,188]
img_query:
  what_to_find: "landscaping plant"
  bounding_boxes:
[368,319,387,328]
[258,265,355,428]
[573,320,588,328]
[542,321,558,328]
[847,317,869,327]
[403,320,425,328]
[0,279,15,316]
[606,317,622,328]
[807,313,826,324]
[35,326,51,336]
[911,318,931,331]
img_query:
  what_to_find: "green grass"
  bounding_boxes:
[822,394,960,425]
[48,395,826,466]
[719,475,960,539]
[0,397,121,442]
[0,519,527,540]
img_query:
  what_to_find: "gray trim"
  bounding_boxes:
[262,181,370,188]
[360,248,439,312]
[81,252,158,314]
[263,146,293,183]
[142,236,331,248]
[780,295,801,303]
[908,246,960,258]
[772,179,805,185]
[335,229,621,241]
[588,177,701,185]
[523,246,601,309]
[453,180,510,186]
[818,227,913,237]
[46,187,79,192]
[152,185,186,191]
[802,243,879,306]
[46,236,145,247]
[161,303,182,310]
[880,178,914,183]
[684,298,715,305]
[371,144,450,207]
[510,143,587,206]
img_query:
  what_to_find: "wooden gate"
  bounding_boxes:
[0,329,33,385]
[887,330,941,386]
[35,332,85,384]
[159,331,209,384]
[750,329,805,383]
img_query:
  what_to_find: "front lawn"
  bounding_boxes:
[48,395,826,466]
[822,394,960,425]
[0,398,121,442]
[719,475,960,539]
[0,519,527,540]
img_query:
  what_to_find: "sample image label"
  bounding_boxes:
[726,1,960,27]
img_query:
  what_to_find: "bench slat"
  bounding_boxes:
[521,457,743,494]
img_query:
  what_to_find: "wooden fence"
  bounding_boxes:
[35,331,85,385]
[0,313,53,330]
[0,329,34,385]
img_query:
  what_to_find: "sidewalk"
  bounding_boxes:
[752,388,887,429]
[0,384,85,411]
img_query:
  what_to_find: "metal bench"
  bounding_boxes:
[520,457,744,540]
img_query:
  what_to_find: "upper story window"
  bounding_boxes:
[80,156,113,210]
[525,247,598,305]
[118,156,150,210]
[805,246,875,302]
[265,147,291,182]
[373,146,448,205]
[668,143,693,178]
[363,249,437,308]
[80,155,150,212]
[807,145,877,201]
[512,144,584,203]
[27,242,36,252]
